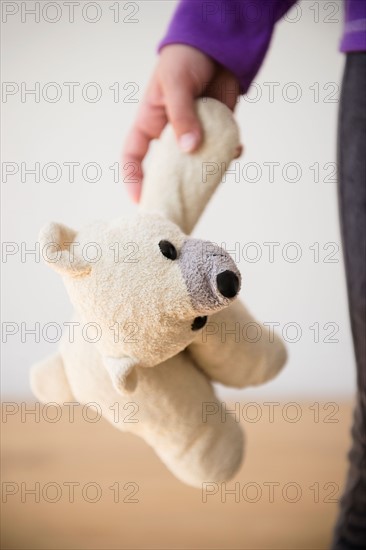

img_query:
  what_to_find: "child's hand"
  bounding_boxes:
[122,44,240,202]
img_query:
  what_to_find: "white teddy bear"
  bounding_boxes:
[31,99,286,487]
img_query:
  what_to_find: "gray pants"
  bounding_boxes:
[332,52,366,549]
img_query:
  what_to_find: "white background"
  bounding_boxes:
[1,0,356,399]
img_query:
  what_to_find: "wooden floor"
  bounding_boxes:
[1,400,354,550]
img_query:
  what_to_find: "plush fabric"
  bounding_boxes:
[31,98,287,487]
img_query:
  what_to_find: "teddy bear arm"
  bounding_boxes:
[139,98,240,234]
[30,353,75,404]
[188,300,287,388]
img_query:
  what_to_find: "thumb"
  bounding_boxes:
[163,85,202,153]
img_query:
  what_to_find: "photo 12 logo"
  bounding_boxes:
[201,480,339,504]
[2,480,140,504]
[1,2,140,24]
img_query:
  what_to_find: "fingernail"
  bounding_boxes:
[179,132,198,153]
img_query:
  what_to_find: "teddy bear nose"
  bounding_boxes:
[216,270,240,298]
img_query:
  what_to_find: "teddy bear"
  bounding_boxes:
[31,98,287,488]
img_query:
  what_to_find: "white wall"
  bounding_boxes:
[1,0,356,399]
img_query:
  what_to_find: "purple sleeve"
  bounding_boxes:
[158,0,297,93]
[340,0,366,52]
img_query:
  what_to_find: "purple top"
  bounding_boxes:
[159,0,366,93]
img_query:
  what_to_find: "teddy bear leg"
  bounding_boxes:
[155,416,244,489]
[124,356,245,488]
[30,353,74,404]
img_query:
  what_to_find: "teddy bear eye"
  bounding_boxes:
[159,240,177,260]
[191,316,207,331]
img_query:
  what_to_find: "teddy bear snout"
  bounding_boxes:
[179,239,241,314]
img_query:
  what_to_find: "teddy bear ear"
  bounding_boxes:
[39,222,91,277]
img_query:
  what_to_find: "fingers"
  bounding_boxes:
[234,144,243,158]
[122,98,167,203]
[205,69,243,158]
[122,85,202,202]
[122,127,150,203]
[205,68,240,111]
[162,82,202,153]
[159,44,216,153]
